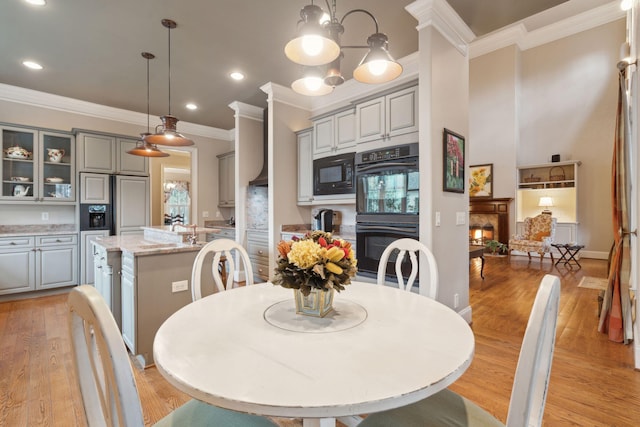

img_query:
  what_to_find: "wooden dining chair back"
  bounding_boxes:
[68,285,277,427]
[191,238,254,300]
[376,238,439,299]
[359,274,561,427]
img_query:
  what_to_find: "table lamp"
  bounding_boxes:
[538,196,553,215]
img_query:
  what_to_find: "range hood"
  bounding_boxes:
[249,108,268,187]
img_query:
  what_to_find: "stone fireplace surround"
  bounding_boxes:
[469,198,512,245]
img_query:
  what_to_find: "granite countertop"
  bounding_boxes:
[93,235,205,256]
[0,224,77,237]
[204,220,235,230]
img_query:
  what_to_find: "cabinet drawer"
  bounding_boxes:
[0,236,35,250]
[247,239,268,260]
[37,234,77,246]
[252,260,271,282]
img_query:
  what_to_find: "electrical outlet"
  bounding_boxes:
[454,293,460,309]
[202,211,209,218]
[456,212,466,225]
[172,280,189,293]
[216,211,221,218]
[41,212,49,221]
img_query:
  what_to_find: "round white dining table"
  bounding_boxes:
[153,281,474,425]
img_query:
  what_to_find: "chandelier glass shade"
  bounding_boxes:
[144,19,193,147]
[127,52,169,158]
[285,1,402,96]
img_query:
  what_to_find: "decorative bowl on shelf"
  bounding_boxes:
[4,146,32,159]
[45,177,64,183]
[11,176,30,182]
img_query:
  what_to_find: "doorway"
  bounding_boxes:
[149,147,198,226]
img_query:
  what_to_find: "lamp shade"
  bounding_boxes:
[538,197,554,207]
[127,143,170,158]
[353,33,402,84]
[144,115,194,146]
[291,67,334,96]
[284,4,340,66]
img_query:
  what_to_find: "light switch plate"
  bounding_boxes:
[435,211,441,227]
[172,280,189,293]
[456,212,466,225]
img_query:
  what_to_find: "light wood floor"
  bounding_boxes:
[1,257,639,426]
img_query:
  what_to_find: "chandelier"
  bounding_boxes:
[285,0,403,96]
[127,52,169,158]
[144,19,194,147]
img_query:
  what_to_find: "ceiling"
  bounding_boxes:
[0,0,615,131]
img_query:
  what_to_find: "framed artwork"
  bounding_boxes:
[443,128,465,193]
[469,163,493,198]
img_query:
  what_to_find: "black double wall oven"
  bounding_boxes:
[355,143,419,281]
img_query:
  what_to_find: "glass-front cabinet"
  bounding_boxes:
[1,125,75,202]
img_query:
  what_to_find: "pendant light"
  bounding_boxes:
[286,0,402,96]
[144,19,194,147]
[127,52,169,158]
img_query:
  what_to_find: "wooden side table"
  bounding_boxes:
[469,245,485,279]
[551,243,584,268]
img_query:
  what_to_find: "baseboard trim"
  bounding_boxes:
[458,305,472,324]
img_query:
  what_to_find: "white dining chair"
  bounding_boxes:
[67,285,277,427]
[359,274,561,427]
[191,238,254,300]
[376,238,439,299]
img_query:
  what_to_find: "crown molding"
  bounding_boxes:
[228,101,263,121]
[0,83,232,141]
[469,1,626,58]
[406,0,476,56]
[260,82,314,111]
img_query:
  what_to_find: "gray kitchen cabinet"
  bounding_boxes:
[82,230,110,284]
[117,137,148,176]
[246,230,269,282]
[0,234,77,296]
[1,126,75,203]
[217,151,235,207]
[312,108,356,159]
[120,250,200,367]
[206,227,235,242]
[116,175,149,235]
[79,172,110,204]
[0,236,36,294]
[297,128,313,205]
[38,234,78,289]
[93,242,122,329]
[76,132,148,176]
[356,85,418,144]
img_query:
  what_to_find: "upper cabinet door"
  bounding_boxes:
[313,116,334,157]
[80,172,110,204]
[40,131,75,202]
[77,133,116,173]
[1,126,38,200]
[117,137,148,176]
[386,86,418,138]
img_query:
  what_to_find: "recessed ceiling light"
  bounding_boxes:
[23,61,43,70]
[185,103,198,110]
[230,72,245,81]
[25,0,46,5]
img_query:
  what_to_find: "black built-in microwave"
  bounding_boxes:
[313,152,355,195]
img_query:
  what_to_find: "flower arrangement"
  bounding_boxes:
[272,231,357,296]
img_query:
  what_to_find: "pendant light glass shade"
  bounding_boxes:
[353,33,403,84]
[291,67,334,96]
[127,52,170,158]
[145,19,194,147]
[285,4,340,66]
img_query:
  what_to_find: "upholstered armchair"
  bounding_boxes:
[508,214,557,262]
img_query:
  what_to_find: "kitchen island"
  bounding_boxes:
[92,225,218,368]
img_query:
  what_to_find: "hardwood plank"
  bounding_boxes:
[0,258,639,426]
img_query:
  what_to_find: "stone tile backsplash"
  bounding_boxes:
[246,186,268,229]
